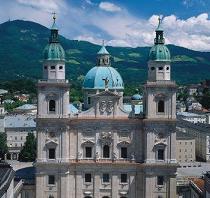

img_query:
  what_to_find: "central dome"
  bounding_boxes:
[83,66,124,90]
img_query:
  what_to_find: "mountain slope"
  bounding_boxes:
[0,20,210,86]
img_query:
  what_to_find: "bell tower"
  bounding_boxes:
[37,13,69,118]
[144,17,176,119]
[143,17,177,198]
[36,14,70,198]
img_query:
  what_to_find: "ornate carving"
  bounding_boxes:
[77,152,82,159]
[46,93,58,101]
[107,101,113,113]
[99,101,106,113]
[130,152,135,161]
[99,132,113,145]
[95,152,99,160]
[99,100,114,113]
[112,152,117,161]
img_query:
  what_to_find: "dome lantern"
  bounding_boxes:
[97,41,111,66]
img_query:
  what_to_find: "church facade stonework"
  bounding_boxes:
[35,17,178,198]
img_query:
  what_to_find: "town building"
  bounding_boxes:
[177,112,207,124]
[35,17,178,198]
[5,114,36,160]
[177,119,210,162]
[176,132,195,163]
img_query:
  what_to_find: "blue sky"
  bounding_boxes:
[1,0,210,51]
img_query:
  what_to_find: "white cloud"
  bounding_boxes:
[16,0,62,12]
[99,2,121,12]
[1,1,210,51]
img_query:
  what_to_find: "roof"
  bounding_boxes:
[97,45,109,55]
[131,94,143,100]
[149,44,171,61]
[43,43,65,61]
[0,162,15,197]
[3,99,14,104]
[15,104,36,110]
[176,131,195,140]
[5,114,36,128]
[190,178,204,193]
[177,112,206,118]
[15,166,35,184]
[83,66,124,90]
[68,104,79,114]
[123,104,143,114]
[51,21,58,30]
[0,89,8,95]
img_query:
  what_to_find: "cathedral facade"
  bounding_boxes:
[35,17,178,198]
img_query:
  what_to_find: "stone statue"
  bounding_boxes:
[99,101,106,113]
[102,77,109,90]
[77,152,82,160]
[131,152,135,161]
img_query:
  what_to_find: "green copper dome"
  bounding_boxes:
[43,43,65,61]
[149,45,170,61]
[43,15,65,61]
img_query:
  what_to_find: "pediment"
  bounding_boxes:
[81,140,95,146]
[91,90,120,98]
[45,139,58,147]
[154,140,167,146]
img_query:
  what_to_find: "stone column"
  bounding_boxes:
[111,173,118,197]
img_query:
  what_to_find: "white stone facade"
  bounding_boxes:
[35,19,178,198]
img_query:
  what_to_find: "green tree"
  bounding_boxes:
[0,132,8,159]
[19,133,36,162]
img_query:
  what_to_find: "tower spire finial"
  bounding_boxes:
[52,12,56,23]
[158,15,162,27]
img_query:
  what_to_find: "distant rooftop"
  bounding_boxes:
[15,104,36,110]
[177,112,206,117]
[0,89,8,95]
[123,104,143,114]
[5,114,36,128]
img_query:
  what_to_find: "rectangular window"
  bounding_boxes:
[120,174,127,183]
[157,176,164,186]
[121,147,127,158]
[157,149,164,160]
[48,175,55,185]
[157,100,164,113]
[87,97,91,105]
[85,173,91,183]
[49,148,55,159]
[102,173,110,183]
[85,147,92,158]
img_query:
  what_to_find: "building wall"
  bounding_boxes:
[176,139,195,163]
[177,120,210,162]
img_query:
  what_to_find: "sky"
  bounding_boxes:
[1,0,210,51]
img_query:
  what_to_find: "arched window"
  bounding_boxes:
[49,100,56,112]
[158,100,164,113]
[103,145,110,158]
[49,195,54,198]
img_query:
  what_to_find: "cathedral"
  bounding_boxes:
[35,16,178,198]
